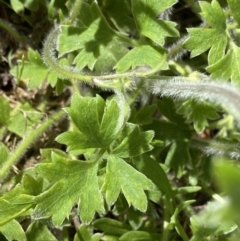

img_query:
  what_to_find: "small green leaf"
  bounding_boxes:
[94,38,128,72]
[207,45,240,84]
[199,0,226,30]
[145,120,192,176]
[112,126,154,158]
[74,224,102,241]
[184,29,227,65]
[130,105,157,125]
[127,207,144,230]
[183,0,227,66]
[10,0,24,13]
[21,0,39,11]
[177,186,202,194]
[0,186,33,225]
[190,199,236,241]
[132,0,178,45]
[0,143,9,165]
[0,219,27,241]
[34,152,104,225]
[22,174,43,196]
[58,2,116,70]
[132,154,173,197]
[177,99,219,133]
[157,97,186,125]
[0,96,10,125]
[227,0,240,26]
[102,155,153,212]
[100,0,136,33]
[7,112,26,137]
[93,218,131,236]
[214,160,240,212]
[115,46,166,72]
[26,221,57,241]
[119,231,161,241]
[56,93,129,150]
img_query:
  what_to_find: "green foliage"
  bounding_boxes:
[2,0,240,240]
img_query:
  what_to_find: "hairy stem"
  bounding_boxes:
[151,78,240,126]
[0,109,65,180]
[67,0,83,24]
[190,137,240,160]
[0,18,29,45]
[42,27,159,90]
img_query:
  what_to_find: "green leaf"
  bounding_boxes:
[177,99,219,133]
[144,120,192,176]
[115,46,166,72]
[131,154,173,197]
[0,219,26,241]
[0,143,9,165]
[56,93,129,150]
[127,207,143,230]
[190,199,237,241]
[157,97,186,125]
[11,49,49,89]
[0,186,34,225]
[21,0,39,11]
[112,126,154,158]
[34,152,104,225]
[10,0,24,13]
[74,224,102,241]
[132,0,178,45]
[22,174,43,196]
[184,29,227,65]
[214,160,240,212]
[26,221,57,241]
[94,38,128,72]
[119,231,161,241]
[100,0,136,33]
[183,0,227,66]
[93,218,131,236]
[0,96,10,125]
[102,155,153,212]
[58,2,116,70]
[199,0,226,30]
[130,105,157,125]
[7,112,26,137]
[227,0,240,26]
[207,45,240,84]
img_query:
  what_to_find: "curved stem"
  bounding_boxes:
[0,109,66,180]
[42,27,160,90]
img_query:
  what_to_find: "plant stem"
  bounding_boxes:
[0,109,65,180]
[0,18,29,45]
[42,27,160,90]
[67,0,83,25]
[162,196,172,241]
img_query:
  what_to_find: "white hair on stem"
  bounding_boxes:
[151,78,240,126]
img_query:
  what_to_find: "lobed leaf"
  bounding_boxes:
[112,126,154,158]
[102,155,154,212]
[58,2,117,70]
[177,99,219,133]
[132,0,178,45]
[56,93,130,151]
[34,152,104,225]
[0,219,27,241]
[26,221,58,241]
[207,45,240,84]
[115,45,166,73]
